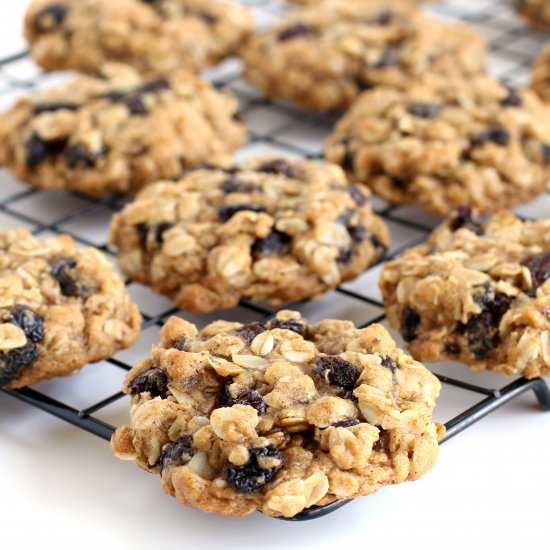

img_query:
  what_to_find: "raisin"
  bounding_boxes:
[192,11,218,25]
[445,342,461,355]
[348,186,368,206]
[124,96,148,116]
[232,110,243,122]
[252,230,291,258]
[501,88,523,107]
[375,47,399,68]
[9,305,45,343]
[218,204,266,222]
[341,142,355,172]
[257,159,296,178]
[137,223,174,245]
[127,367,169,398]
[380,355,397,373]
[471,126,510,147]
[233,323,265,346]
[0,343,40,387]
[400,305,420,342]
[464,286,513,358]
[138,78,170,95]
[449,205,483,234]
[526,252,550,290]
[218,378,233,408]
[65,143,103,169]
[278,23,315,42]
[407,102,443,119]
[370,234,388,254]
[316,356,360,391]
[229,389,266,415]
[26,133,54,168]
[174,338,186,351]
[220,179,255,194]
[32,102,80,115]
[348,225,368,244]
[336,248,353,264]
[332,418,359,428]
[268,317,307,337]
[337,208,355,227]
[371,10,393,25]
[35,4,67,30]
[372,430,389,453]
[225,444,283,493]
[51,257,88,298]
[159,435,194,474]
[541,144,550,162]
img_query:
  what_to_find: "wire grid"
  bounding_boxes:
[1,0,550,504]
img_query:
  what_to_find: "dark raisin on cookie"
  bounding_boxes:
[449,206,483,234]
[332,418,360,428]
[0,343,40,387]
[372,429,390,453]
[347,225,368,243]
[158,435,194,474]
[445,342,461,355]
[228,389,266,415]
[501,88,523,107]
[257,159,296,178]
[9,305,45,344]
[25,133,66,168]
[51,257,89,298]
[406,102,443,119]
[224,444,283,493]
[375,47,399,68]
[526,252,550,290]
[65,143,104,169]
[137,223,174,246]
[464,286,513,358]
[380,355,397,373]
[316,356,360,391]
[348,186,368,206]
[470,125,510,147]
[219,179,255,194]
[541,144,550,163]
[218,204,267,222]
[174,338,187,351]
[252,230,291,258]
[278,23,315,42]
[336,248,353,264]
[267,317,307,337]
[370,10,394,25]
[400,305,421,342]
[34,4,68,31]
[138,78,170,95]
[127,367,169,398]
[232,323,265,346]
[32,102,80,115]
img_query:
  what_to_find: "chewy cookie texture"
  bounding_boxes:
[109,158,389,312]
[0,64,246,197]
[515,0,550,30]
[242,0,485,111]
[380,209,550,379]
[325,76,550,214]
[0,228,141,389]
[25,0,253,75]
[111,311,442,518]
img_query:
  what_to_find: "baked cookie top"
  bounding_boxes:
[380,209,550,378]
[111,310,442,518]
[242,0,485,111]
[108,157,390,312]
[515,0,550,30]
[325,76,550,214]
[25,0,253,75]
[0,64,246,197]
[532,43,550,103]
[0,228,141,388]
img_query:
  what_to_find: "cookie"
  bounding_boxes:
[25,0,253,75]
[380,208,550,379]
[515,0,550,30]
[325,76,550,215]
[0,228,141,389]
[108,157,390,313]
[111,310,443,518]
[532,43,550,103]
[242,0,485,111]
[0,64,246,198]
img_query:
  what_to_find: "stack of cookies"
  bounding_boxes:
[0,0,548,520]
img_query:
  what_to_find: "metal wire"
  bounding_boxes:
[1,0,550,521]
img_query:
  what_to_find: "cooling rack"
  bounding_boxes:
[1,0,550,522]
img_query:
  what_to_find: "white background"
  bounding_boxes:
[1,1,550,548]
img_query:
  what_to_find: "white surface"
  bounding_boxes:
[1,1,550,548]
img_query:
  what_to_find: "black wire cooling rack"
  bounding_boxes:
[1,0,550,522]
